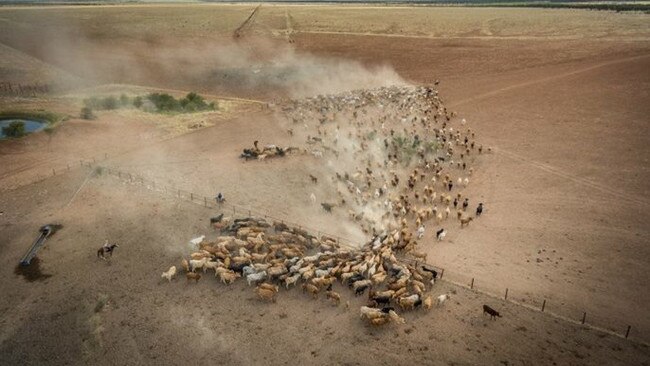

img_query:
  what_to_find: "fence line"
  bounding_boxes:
[84,162,647,345]
[91,163,363,251]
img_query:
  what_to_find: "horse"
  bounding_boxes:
[97,243,119,260]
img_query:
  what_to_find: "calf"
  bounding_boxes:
[436,228,446,241]
[421,266,438,280]
[186,272,201,283]
[483,304,502,320]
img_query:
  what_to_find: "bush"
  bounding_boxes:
[80,107,95,120]
[83,97,101,109]
[144,92,216,113]
[119,94,130,107]
[2,121,26,137]
[81,92,216,114]
[133,96,143,109]
[147,92,180,112]
[101,96,118,110]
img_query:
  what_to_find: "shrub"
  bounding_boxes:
[83,96,101,109]
[80,107,95,120]
[133,96,143,108]
[144,92,216,113]
[101,96,118,110]
[147,92,179,112]
[119,94,130,107]
[2,121,26,138]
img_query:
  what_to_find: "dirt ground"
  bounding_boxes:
[1,171,648,366]
[1,4,649,365]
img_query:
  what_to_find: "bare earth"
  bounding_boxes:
[0,4,649,365]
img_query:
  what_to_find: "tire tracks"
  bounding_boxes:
[448,53,650,108]
[495,147,650,207]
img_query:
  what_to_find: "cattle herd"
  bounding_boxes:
[165,216,450,326]
[163,83,500,325]
[275,85,489,242]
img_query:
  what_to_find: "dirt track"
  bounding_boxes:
[0,4,649,365]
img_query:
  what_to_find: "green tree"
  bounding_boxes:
[2,121,26,138]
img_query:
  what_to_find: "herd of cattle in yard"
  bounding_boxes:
[159,84,500,325]
[165,217,451,326]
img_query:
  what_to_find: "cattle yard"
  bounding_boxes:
[1,3,649,366]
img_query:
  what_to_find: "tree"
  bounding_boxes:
[2,121,26,138]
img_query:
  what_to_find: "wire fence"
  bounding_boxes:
[74,161,647,345]
[89,163,364,251]
[0,154,111,192]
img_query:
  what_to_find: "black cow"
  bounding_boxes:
[483,305,502,320]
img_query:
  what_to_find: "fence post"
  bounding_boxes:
[470,278,474,289]
[581,312,586,325]
[625,325,631,339]
[504,288,508,300]
[541,299,546,312]
[204,197,207,207]
[52,168,55,176]
[440,268,444,279]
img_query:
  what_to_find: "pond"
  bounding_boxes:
[0,118,47,139]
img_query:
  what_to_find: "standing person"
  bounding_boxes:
[215,192,225,204]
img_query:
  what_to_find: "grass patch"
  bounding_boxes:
[0,110,65,139]
[94,294,109,313]
[0,110,63,124]
[391,135,439,165]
